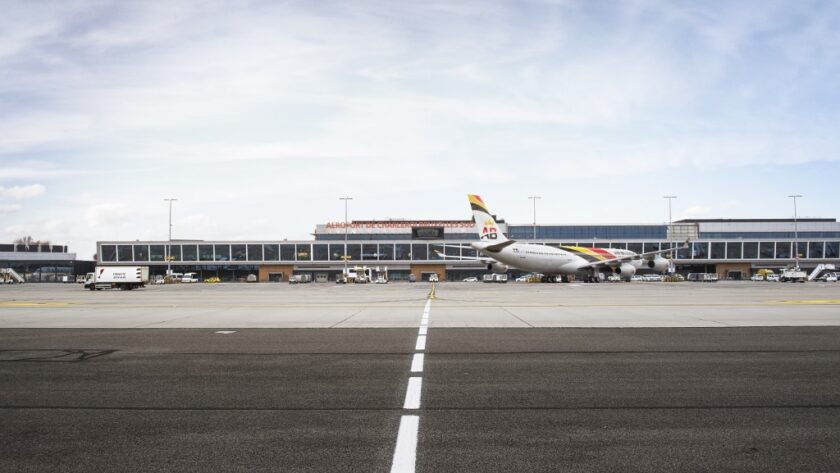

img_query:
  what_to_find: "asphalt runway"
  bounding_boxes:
[1,283,840,472]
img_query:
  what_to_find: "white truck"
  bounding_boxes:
[483,273,508,283]
[289,274,312,284]
[85,266,149,290]
[779,266,807,283]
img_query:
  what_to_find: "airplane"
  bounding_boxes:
[438,194,689,282]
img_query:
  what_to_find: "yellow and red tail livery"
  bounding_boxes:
[468,194,508,242]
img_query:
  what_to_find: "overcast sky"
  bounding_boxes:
[2,0,839,258]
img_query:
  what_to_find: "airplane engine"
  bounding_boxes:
[488,262,509,274]
[646,256,670,273]
[615,263,636,279]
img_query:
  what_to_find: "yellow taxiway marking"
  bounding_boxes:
[0,301,73,307]
[775,299,840,305]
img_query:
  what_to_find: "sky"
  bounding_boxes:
[1,0,839,258]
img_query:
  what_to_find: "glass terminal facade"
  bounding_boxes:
[97,218,840,282]
[99,240,840,266]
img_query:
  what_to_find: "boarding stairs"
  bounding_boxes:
[1,268,25,284]
[808,264,836,281]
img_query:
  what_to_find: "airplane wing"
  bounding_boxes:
[577,241,690,269]
[481,240,516,252]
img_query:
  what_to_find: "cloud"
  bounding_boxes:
[2,217,72,243]
[0,204,22,214]
[1,1,839,257]
[0,184,45,199]
[680,205,712,219]
[84,203,128,226]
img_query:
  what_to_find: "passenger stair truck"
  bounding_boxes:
[1,268,25,284]
[85,266,149,290]
[808,264,836,281]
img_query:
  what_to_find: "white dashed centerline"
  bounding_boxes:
[410,353,424,373]
[403,377,423,409]
[389,293,433,473]
[390,415,419,473]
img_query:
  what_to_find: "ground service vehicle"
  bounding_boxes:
[428,273,439,282]
[1,268,25,284]
[780,267,807,283]
[181,273,199,283]
[483,273,508,283]
[289,274,312,284]
[85,266,149,290]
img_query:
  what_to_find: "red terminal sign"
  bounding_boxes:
[324,220,475,229]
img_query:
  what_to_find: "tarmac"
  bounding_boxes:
[1,281,839,472]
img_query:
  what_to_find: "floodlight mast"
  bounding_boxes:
[788,194,802,269]
[164,198,177,276]
[528,196,541,241]
[664,195,677,263]
[339,197,353,277]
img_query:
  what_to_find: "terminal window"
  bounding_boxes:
[232,245,247,261]
[248,244,264,261]
[133,245,149,262]
[214,245,231,262]
[296,244,311,261]
[150,245,165,261]
[726,242,742,259]
[101,245,117,262]
[379,244,394,260]
[182,245,197,261]
[199,245,214,261]
[264,244,279,261]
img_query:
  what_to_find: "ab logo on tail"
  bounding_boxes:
[481,219,498,240]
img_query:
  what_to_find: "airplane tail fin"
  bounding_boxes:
[468,194,508,242]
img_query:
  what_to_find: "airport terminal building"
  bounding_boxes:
[96,217,840,282]
[1,243,94,282]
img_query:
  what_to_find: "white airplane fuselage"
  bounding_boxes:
[464,194,675,279]
[472,241,648,275]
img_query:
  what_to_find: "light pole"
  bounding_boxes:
[662,195,677,251]
[339,197,353,277]
[528,196,541,241]
[664,195,677,261]
[663,195,677,234]
[789,194,802,268]
[164,198,177,276]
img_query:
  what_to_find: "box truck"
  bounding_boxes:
[85,266,149,290]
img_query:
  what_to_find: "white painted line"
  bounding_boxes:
[390,415,419,473]
[410,353,424,373]
[418,326,427,335]
[403,376,422,409]
[214,330,237,334]
[415,335,426,350]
